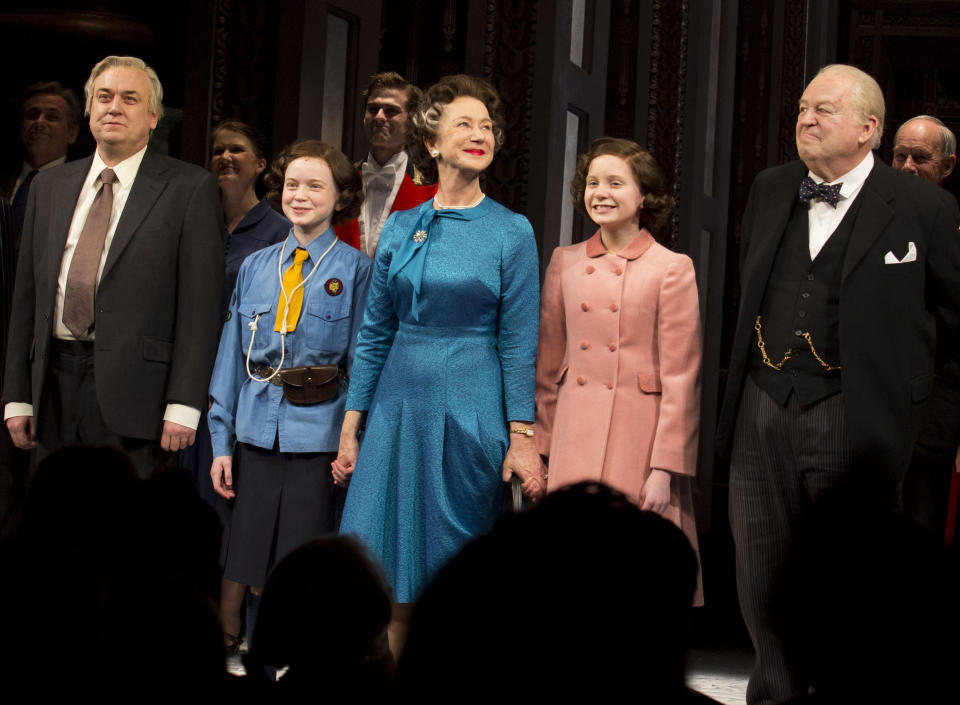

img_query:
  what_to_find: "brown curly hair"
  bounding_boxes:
[406,74,505,185]
[570,137,674,237]
[264,140,363,226]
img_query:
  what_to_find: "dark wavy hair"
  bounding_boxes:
[211,119,270,161]
[571,137,675,237]
[363,71,421,115]
[264,140,363,225]
[406,74,505,185]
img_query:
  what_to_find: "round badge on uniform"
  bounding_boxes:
[325,278,344,296]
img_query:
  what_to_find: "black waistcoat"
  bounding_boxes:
[750,194,863,406]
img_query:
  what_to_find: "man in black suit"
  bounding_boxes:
[2,55,223,478]
[891,116,960,537]
[717,64,960,705]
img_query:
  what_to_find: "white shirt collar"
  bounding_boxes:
[90,144,149,189]
[807,151,874,199]
[364,150,406,172]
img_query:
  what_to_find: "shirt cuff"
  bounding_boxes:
[4,402,34,421]
[163,403,201,430]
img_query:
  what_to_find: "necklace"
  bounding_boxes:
[434,192,485,210]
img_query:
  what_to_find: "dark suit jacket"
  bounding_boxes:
[1,148,225,441]
[716,158,960,478]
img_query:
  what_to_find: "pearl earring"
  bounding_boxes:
[431,149,439,158]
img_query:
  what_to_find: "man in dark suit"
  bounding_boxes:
[333,72,436,257]
[2,82,82,234]
[716,64,960,705]
[892,116,960,537]
[2,55,223,478]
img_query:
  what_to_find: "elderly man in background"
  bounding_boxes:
[893,115,956,186]
[894,115,960,537]
[717,65,960,704]
[334,71,436,257]
[2,55,223,478]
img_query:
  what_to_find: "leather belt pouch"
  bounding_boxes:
[278,365,340,404]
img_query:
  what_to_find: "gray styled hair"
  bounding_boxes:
[895,115,957,159]
[84,55,164,121]
[816,64,885,149]
[406,75,505,184]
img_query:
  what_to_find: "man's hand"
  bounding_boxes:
[211,455,235,499]
[6,416,37,450]
[161,420,196,452]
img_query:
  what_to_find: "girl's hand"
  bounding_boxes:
[211,455,236,499]
[331,435,358,487]
[639,468,671,515]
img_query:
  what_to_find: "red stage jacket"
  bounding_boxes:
[334,163,437,253]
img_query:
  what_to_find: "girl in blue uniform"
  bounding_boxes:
[208,140,372,646]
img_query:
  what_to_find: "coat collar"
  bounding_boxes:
[584,228,656,260]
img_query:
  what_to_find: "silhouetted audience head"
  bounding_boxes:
[396,481,699,699]
[0,446,228,697]
[246,536,392,697]
[775,469,960,704]
[19,445,142,571]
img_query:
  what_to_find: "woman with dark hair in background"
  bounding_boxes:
[535,137,703,602]
[334,75,544,631]
[211,120,290,315]
[208,140,371,653]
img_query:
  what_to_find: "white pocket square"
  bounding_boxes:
[884,241,917,264]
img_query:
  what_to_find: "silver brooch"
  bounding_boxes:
[413,230,427,243]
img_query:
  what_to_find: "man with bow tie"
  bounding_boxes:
[334,72,436,257]
[716,64,960,705]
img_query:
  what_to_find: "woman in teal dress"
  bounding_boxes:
[334,75,545,606]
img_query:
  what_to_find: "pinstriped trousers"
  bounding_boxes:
[729,376,852,705]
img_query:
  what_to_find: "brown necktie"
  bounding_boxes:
[63,168,117,338]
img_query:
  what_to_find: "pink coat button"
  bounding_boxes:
[580,302,590,311]
[609,303,619,312]
[586,265,595,274]
[606,381,614,389]
[608,342,617,351]
[580,341,590,350]
[614,266,623,275]
[577,376,587,385]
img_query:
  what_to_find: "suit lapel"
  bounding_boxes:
[740,164,806,316]
[47,158,92,285]
[842,162,895,281]
[101,150,168,282]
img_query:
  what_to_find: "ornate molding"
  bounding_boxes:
[481,0,537,214]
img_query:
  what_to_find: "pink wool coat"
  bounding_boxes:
[535,230,703,596]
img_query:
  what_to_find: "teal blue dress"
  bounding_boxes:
[340,196,539,603]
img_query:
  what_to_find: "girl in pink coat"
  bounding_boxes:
[535,138,702,596]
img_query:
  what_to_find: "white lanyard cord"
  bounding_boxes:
[244,237,339,384]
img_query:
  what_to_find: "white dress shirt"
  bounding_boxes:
[806,151,874,259]
[359,150,407,257]
[4,146,200,429]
